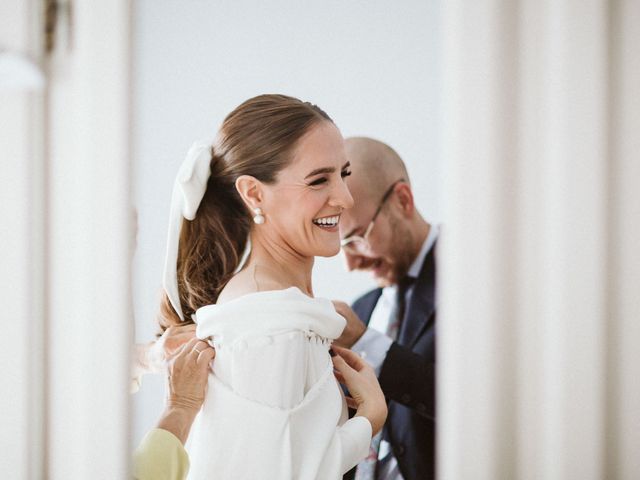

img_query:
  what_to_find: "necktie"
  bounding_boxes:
[355,276,415,480]
[387,275,416,342]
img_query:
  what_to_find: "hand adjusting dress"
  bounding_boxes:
[186,287,372,480]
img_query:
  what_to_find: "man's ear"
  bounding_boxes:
[235,175,264,211]
[393,182,415,218]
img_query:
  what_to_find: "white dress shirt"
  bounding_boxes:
[352,225,438,480]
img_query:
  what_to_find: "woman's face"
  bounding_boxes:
[260,121,354,258]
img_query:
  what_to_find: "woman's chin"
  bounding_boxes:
[313,241,341,258]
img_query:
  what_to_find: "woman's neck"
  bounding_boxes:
[246,232,314,296]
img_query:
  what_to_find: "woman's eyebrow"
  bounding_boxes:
[305,167,334,179]
[304,162,351,179]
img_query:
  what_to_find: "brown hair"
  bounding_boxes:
[158,94,332,332]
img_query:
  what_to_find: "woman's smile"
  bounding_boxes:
[312,214,341,232]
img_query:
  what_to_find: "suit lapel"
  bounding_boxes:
[352,288,383,327]
[398,241,437,348]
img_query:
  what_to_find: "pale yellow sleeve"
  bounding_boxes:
[133,428,190,480]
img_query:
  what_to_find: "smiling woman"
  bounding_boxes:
[157,94,387,479]
[159,96,359,324]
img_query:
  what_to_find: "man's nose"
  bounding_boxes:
[342,250,363,272]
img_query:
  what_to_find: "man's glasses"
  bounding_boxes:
[340,178,405,253]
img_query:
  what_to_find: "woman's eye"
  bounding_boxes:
[308,171,350,186]
[308,177,328,186]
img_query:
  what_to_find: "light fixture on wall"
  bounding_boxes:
[0,50,44,91]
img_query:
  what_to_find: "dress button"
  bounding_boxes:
[417,403,427,413]
[401,393,412,404]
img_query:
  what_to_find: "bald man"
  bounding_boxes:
[334,137,436,480]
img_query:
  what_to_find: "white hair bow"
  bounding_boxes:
[163,142,212,321]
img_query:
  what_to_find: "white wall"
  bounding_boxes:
[132,0,442,445]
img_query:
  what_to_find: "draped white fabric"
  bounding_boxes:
[187,288,372,479]
[439,1,640,479]
[163,141,212,321]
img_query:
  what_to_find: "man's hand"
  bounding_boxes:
[332,300,367,348]
[331,345,387,436]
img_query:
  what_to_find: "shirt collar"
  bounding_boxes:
[407,224,438,279]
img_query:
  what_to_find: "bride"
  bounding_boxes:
[159,94,387,479]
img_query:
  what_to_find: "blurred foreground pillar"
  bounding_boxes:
[45,1,133,478]
[439,1,640,479]
[0,0,132,478]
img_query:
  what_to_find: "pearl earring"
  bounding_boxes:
[253,207,265,225]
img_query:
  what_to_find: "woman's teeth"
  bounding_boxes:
[312,215,340,227]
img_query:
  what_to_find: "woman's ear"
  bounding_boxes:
[235,175,264,211]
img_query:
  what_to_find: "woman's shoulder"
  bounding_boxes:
[195,286,345,342]
[216,270,291,305]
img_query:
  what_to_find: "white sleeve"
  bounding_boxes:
[314,415,373,478]
[336,416,373,474]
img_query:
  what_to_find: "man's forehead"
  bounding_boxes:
[345,172,369,199]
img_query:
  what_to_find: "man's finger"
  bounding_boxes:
[331,353,356,381]
[332,300,348,312]
[333,370,346,384]
[332,345,366,371]
[345,396,358,409]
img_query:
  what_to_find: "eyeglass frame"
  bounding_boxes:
[340,178,405,252]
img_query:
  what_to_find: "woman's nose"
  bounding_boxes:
[330,178,354,210]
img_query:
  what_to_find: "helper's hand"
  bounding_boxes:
[331,345,387,437]
[332,301,367,348]
[150,324,198,370]
[167,337,215,411]
[158,337,215,444]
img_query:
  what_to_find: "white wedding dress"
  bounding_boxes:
[186,287,372,480]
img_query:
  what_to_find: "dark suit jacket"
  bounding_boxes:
[345,243,437,480]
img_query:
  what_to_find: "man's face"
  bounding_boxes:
[339,185,413,287]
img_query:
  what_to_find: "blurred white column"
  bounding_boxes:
[606,2,640,477]
[45,0,133,478]
[0,1,45,479]
[439,1,640,479]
